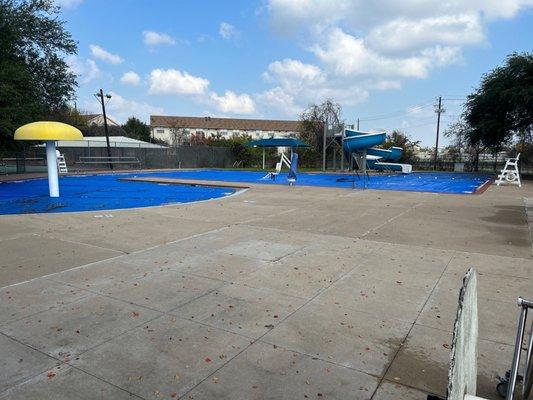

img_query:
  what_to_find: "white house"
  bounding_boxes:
[150,115,301,146]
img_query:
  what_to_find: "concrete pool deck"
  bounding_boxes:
[1,178,532,399]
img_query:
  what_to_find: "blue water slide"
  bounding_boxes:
[342,129,386,153]
[367,146,403,162]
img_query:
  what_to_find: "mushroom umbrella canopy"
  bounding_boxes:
[14,121,83,197]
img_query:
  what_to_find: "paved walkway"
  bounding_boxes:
[1,180,532,399]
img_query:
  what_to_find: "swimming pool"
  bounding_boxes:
[142,169,491,195]
[0,170,491,215]
[0,173,236,215]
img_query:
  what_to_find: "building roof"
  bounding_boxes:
[248,138,309,148]
[81,113,120,127]
[150,115,301,132]
[36,136,167,149]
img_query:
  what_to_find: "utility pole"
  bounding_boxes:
[357,118,360,130]
[433,96,445,170]
[94,89,113,170]
[322,122,327,172]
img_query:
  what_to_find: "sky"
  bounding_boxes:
[58,0,533,146]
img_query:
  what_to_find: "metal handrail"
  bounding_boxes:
[505,297,533,399]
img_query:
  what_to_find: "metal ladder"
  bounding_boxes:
[57,154,68,174]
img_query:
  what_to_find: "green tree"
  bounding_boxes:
[0,0,77,149]
[382,130,420,163]
[463,52,533,154]
[121,117,151,142]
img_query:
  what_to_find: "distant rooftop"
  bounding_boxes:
[36,136,167,149]
[81,113,120,127]
[150,115,301,132]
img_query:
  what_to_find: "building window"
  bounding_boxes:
[156,129,164,134]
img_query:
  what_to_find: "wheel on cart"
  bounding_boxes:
[506,171,517,181]
[496,381,508,398]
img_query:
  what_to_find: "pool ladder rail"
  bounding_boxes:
[497,297,533,399]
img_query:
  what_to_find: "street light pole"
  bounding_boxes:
[433,96,445,171]
[95,89,113,170]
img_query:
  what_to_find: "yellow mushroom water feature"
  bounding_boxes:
[14,121,83,197]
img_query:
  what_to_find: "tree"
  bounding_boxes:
[382,130,420,163]
[0,0,77,149]
[298,99,343,167]
[444,119,484,171]
[463,52,533,155]
[122,117,151,142]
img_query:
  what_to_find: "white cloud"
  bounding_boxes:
[312,28,461,79]
[148,69,210,95]
[268,0,533,34]
[206,91,256,114]
[257,57,369,116]
[120,71,141,86]
[147,67,255,115]
[103,92,163,123]
[66,56,100,84]
[264,59,322,87]
[55,0,83,9]
[142,30,176,46]
[256,87,300,116]
[89,45,124,65]
[263,0,532,111]
[219,22,239,40]
[366,14,485,53]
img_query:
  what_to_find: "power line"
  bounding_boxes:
[358,100,434,122]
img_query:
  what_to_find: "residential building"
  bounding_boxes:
[150,115,301,146]
[81,113,120,127]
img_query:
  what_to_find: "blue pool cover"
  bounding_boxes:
[145,169,491,194]
[0,170,490,215]
[0,173,236,215]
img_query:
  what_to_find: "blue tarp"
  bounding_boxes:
[0,170,491,215]
[0,173,235,215]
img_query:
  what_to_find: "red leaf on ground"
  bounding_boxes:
[204,357,212,363]
[47,371,56,379]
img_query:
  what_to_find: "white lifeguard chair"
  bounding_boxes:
[496,153,521,188]
[261,153,291,180]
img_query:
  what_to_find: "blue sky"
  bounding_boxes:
[59,0,533,146]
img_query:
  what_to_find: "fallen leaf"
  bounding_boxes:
[204,357,212,363]
[47,371,56,379]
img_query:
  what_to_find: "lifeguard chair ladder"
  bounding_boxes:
[57,153,68,174]
[496,153,521,188]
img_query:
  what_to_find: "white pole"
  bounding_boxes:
[262,147,265,170]
[45,140,59,197]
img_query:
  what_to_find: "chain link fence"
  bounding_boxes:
[1,144,235,174]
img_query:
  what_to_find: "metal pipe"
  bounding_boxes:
[507,298,529,400]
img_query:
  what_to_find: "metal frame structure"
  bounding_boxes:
[497,297,533,399]
[322,123,345,172]
[496,153,522,188]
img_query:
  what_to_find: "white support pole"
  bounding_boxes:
[262,147,265,170]
[45,140,59,197]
